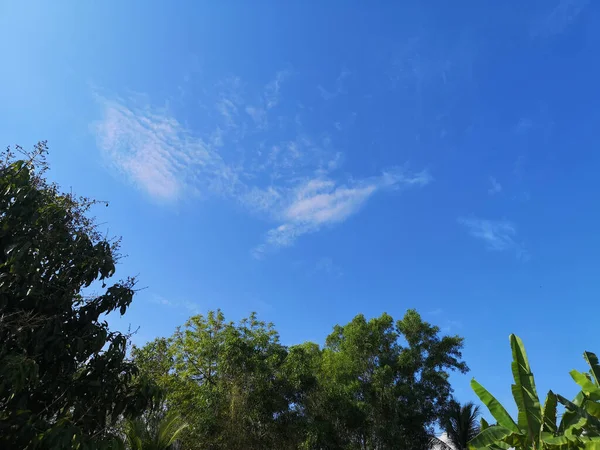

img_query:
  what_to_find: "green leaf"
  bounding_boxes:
[480,417,490,431]
[558,394,600,432]
[571,370,600,400]
[560,392,586,432]
[585,438,600,450]
[477,419,512,449]
[587,401,600,420]
[585,352,600,386]
[542,390,558,434]
[469,426,513,449]
[509,334,542,440]
[541,431,572,446]
[471,379,521,433]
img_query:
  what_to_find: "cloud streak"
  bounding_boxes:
[150,295,201,314]
[458,217,529,260]
[253,169,432,257]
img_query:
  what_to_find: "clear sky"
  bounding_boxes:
[1,0,599,415]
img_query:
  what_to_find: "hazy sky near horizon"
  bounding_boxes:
[1,0,599,415]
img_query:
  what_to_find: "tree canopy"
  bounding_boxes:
[133,309,468,449]
[0,143,158,448]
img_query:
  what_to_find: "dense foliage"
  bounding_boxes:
[133,309,468,449]
[0,143,158,449]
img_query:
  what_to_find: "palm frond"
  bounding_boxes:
[429,434,456,450]
[439,401,481,450]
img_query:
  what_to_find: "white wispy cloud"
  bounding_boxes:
[242,70,292,133]
[150,295,201,314]
[313,257,343,277]
[253,169,432,257]
[531,0,589,38]
[264,70,290,109]
[442,319,463,333]
[318,68,351,100]
[93,71,432,256]
[488,176,502,195]
[458,217,529,260]
[245,106,268,130]
[93,96,233,202]
[515,117,533,134]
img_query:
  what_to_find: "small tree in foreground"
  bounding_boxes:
[0,142,158,448]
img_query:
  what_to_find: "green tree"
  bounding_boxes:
[124,411,187,450]
[134,309,468,450]
[133,310,297,450]
[0,143,158,448]
[301,310,468,450]
[432,401,481,450]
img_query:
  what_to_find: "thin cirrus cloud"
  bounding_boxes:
[150,295,201,315]
[488,176,502,195]
[92,71,432,256]
[531,0,589,38]
[314,257,342,275]
[458,217,529,260]
[318,68,351,100]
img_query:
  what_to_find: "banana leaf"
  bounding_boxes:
[469,425,513,449]
[558,394,600,433]
[510,334,542,440]
[571,370,600,401]
[584,352,600,387]
[471,379,521,433]
[542,391,558,434]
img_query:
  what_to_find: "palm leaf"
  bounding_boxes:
[429,435,455,450]
[439,401,482,450]
[156,411,188,448]
[124,419,146,450]
[124,411,188,450]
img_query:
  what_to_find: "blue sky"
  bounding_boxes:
[1,0,599,415]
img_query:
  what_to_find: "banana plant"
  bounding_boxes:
[556,352,600,445]
[468,335,598,450]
